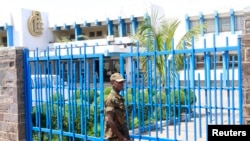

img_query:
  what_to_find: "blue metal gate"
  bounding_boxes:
[23,36,243,141]
[24,46,105,141]
[119,37,243,141]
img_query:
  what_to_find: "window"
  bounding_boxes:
[220,17,230,32]
[204,18,215,33]
[96,31,102,36]
[70,34,75,40]
[89,32,95,37]
[235,15,244,31]
[125,23,131,36]
[2,37,7,46]
[196,55,204,62]
[113,24,119,37]
[190,20,199,29]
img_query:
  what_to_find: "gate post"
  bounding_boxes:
[0,47,26,141]
[242,8,250,124]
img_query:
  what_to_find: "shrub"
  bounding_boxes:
[104,86,112,96]
[76,89,99,104]
[153,91,167,120]
[169,89,196,117]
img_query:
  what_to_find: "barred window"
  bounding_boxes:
[220,17,230,32]
[204,18,215,33]
[125,23,132,36]
[190,20,199,29]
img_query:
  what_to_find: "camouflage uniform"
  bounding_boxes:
[104,89,129,141]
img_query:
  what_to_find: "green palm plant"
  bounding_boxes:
[131,8,206,86]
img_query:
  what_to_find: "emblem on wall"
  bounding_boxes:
[28,11,43,36]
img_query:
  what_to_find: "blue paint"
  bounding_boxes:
[95,20,101,26]
[199,12,204,36]
[63,24,71,30]
[185,14,190,32]
[230,9,235,34]
[223,37,229,86]
[190,38,195,88]
[131,15,138,35]
[24,35,242,141]
[5,24,14,46]
[118,16,125,37]
[84,21,90,27]
[23,49,32,141]
[53,25,61,30]
[106,18,113,36]
[74,23,82,41]
[214,11,219,35]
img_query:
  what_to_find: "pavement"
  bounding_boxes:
[132,89,241,141]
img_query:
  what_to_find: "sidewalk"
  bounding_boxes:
[132,112,240,141]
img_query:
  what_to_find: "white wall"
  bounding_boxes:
[11,8,53,51]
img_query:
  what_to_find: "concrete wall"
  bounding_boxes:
[0,47,25,141]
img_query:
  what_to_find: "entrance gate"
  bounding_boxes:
[119,37,243,141]
[24,46,105,141]
[24,36,243,141]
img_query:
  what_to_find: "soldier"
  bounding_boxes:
[104,73,131,141]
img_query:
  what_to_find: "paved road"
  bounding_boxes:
[132,89,241,141]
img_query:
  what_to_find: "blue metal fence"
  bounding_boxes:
[24,45,105,141]
[119,36,242,141]
[24,36,242,141]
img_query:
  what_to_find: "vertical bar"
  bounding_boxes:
[206,54,212,123]
[106,18,113,36]
[198,74,202,138]
[74,24,82,41]
[79,59,84,135]
[166,60,170,138]
[203,39,209,141]
[230,9,235,34]
[6,25,14,46]
[185,55,190,141]
[199,12,204,36]
[99,55,105,139]
[177,74,181,136]
[226,52,231,125]
[153,40,159,138]
[214,11,219,35]
[171,39,177,140]
[232,56,235,124]
[23,49,32,141]
[185,15,190,32]
[220,73,223,125]
[191,38,197,141]
[213,35,218,125]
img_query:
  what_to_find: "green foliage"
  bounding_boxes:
[124,93,133,103]
[104,86,112,96]
[32,86,196,140]
[75,89,99,104]
[132,7,205,86]
[170,89,196,105]
[169,89,196,116]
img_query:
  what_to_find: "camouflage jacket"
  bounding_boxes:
[104,89,127,139]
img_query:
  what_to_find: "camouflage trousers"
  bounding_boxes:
[108,138,132,141]
[108,139,119,141]
[107,137,119,141]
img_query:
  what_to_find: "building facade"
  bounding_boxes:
[0,2,249,83]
